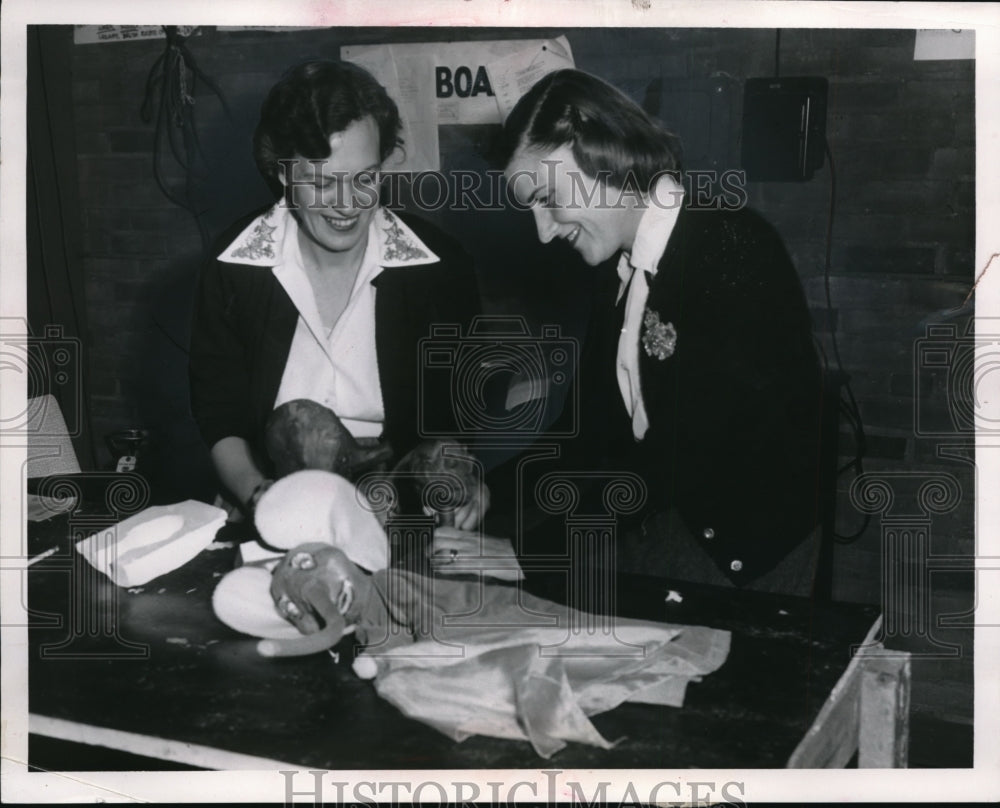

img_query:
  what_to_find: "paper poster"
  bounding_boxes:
[73,25,199,44]
[343,44,440,173]
[348,36,573,124]
[485,37,575,121]
[342,37,574,171]
[913,29,975,61]
[216,26,317,32]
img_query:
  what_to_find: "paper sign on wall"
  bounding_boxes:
[74,25,199,45]
[913,29,974,61]
[342,45,440,174]
[485,38,575,121]
[342,37,574,172]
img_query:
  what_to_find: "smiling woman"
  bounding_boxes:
[281,119,381,268]
[499,69,824,593]
[188,60,486,528]
[505,143,645,266]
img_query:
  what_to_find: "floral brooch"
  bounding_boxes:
[642,308,677,360]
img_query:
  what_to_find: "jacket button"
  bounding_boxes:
[702,527,715,540]
[730,559,743,572]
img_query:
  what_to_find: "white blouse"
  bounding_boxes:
[218,201,439,439]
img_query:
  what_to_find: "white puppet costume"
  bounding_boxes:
[212,470,730,758]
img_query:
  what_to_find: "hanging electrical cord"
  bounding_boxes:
[139,26,236,361]
[767,29,868,544]
[140,26,233,248]
[821,141,871,543]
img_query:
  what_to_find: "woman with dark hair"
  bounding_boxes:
[190,60,486,527]
[502,69,823,592]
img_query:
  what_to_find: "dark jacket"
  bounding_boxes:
[189,209,481,474]
[542,204,823,584]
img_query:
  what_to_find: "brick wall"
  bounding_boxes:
[63,27,974,620]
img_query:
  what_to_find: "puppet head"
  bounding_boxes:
[212,471,388,656]
[265,399,393,481]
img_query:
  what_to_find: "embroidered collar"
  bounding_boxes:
[217,201,440,268]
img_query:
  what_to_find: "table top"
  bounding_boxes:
[26,513,879,770]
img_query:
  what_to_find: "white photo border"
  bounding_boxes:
[2,0,998,803]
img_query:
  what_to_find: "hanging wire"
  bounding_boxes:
[139,26,236,359]
[771,24,871,544]
[140,26,233,248]
[820,141,871,544]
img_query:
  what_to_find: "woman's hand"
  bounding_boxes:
[445,482,491,531]
[209,436,273,517]
[246,478,274,515]
[395,439,490,530]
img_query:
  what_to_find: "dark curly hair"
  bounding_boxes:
[253,60,403,195]
[500,69,681,193]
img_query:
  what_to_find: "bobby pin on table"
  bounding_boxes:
[22,504,907,771]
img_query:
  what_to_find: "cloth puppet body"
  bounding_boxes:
[212,472,731,757]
